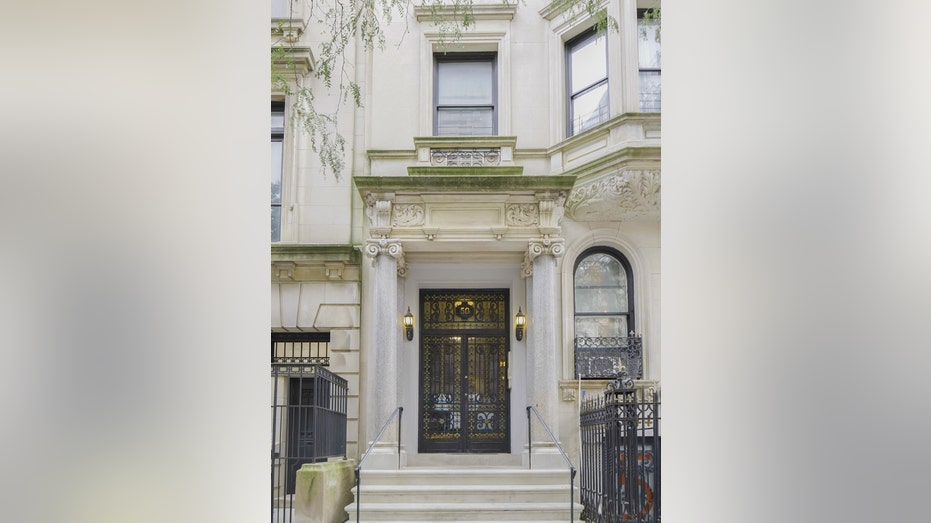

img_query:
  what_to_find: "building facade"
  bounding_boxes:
[271,0,660,490]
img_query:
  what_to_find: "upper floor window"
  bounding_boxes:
[567,28,608,136]
[434,53,497,136]
[271,0,289,18]
[638,10,661,112]
[573,248,642,379]
[271,102,284,242]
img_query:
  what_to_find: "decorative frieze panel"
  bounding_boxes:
[430,148,501,167]
[565,169,660,222]
[392,204,425,227]
[505,204,538,226]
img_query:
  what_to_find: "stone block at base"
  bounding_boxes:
[294,460,356,523]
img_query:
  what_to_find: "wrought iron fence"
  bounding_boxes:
[580,375,660,523]
[271,363,348,523]
[575,336,644,379]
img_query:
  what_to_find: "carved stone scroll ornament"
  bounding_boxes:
[431,148,501,167]
[391,204,425,227]
[564,169,660,222]
[505,204,538,226]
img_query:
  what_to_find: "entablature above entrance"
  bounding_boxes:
[354,174,576,249]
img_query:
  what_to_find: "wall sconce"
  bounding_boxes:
[514,307,526,341]
[403,307,414,341]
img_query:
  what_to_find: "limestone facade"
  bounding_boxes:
[271,0,661,471]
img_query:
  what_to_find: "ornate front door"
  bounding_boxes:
[419,289,510,453]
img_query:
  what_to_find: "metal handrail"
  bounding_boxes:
[354,406,403,523]
[527,405,577,522]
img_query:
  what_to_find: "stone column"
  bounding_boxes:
[362,237,406,468]
[523,235,565,468]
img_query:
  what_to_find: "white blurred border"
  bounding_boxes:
[664,2,931,522]
[0,2,268,522]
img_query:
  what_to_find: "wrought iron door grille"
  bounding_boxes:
[419,289,510,453]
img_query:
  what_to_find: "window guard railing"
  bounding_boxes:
[354,406,403,523]
[575,336,643,379]
[526,405,577,523]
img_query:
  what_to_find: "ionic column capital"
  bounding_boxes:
[364,238,407,277]
[527,235,565,260]
[521,236,565,278]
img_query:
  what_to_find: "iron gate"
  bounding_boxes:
[580,374,661,523]
[271,333,347,523]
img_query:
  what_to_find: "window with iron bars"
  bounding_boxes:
[271,331,330,365]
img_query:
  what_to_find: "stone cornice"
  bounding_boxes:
[407,166,524,176]
[561,147,660,180]
[271,46,315,76]
[353,175,576,196]
[548,113,660,155]
[271,244,361,282]
[415,2,518,22]
[271,244,360,263]
[539,0,607,21]
[412,136,518,149]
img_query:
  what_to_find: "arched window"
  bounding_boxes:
[573,248,642,379]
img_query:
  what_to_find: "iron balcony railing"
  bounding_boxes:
[575,336,644,379]
[579,376,660,523]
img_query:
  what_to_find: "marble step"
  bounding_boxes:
[348,501,583,521]
[357,467,573,486]
[353,483,575,503]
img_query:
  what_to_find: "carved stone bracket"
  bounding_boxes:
[536,191,567,235]
[565,169,660,222]
[363,238,407,277]
[521,236,565,278]
[364,193,395,237]
[324,262,344,281]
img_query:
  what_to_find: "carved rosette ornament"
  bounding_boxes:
[565,169,660,222]
[521,236,565,278]
[364,238,407,277]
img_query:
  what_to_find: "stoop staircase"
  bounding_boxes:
[348,459,583,522]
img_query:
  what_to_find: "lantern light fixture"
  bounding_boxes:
[515,307,526,341]
[403,307,415,341]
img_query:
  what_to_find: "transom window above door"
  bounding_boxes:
[434,53,497,136]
